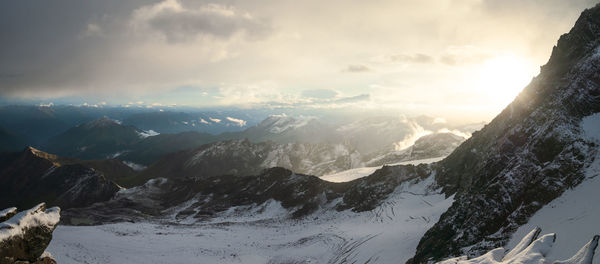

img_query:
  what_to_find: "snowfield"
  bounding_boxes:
[321,156,446,182]
[48,176,454,264]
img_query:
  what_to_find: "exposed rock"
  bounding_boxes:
[0,203,60,264]
[0,209,16,223]
[0,147,122,210]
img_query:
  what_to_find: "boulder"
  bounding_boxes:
[0,203,60,264]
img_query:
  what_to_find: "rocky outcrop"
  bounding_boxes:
[0,203,60,264]
[0,147,122,210]
[438,228,599,264]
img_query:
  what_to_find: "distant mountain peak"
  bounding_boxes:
[259,114,317,134]
[24,146,61,166]
[82,116,122,129]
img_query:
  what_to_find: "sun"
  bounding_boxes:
[476,54,538,109]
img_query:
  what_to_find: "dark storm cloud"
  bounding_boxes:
[0,0,160,97]
[0,0,272,98]
[143,3,271,42]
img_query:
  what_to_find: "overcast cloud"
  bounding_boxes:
[0,0,597,121]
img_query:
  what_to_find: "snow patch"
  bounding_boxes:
[0,203,60,241]
[582,113,600,142]
[226,117,247,127]
[137,130,159,138]
[441,228,599,264]
[321,156,445,182]
[123,161,147,172]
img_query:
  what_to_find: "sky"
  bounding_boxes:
[0,0,597,122]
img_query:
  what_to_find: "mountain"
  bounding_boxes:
[408,4,600,262]
[122,111,251,134]
[117,131,218,166]
[0,147,122,210]
[63,4,600,262]
[335,116,468,154]
[29,4,600,264]
[222,114,342,144]
[0,125,28,153]
[127,131,463,188]
[364,132,465,167]
[43,117,148,160]
[127,139,362,187]
[0,105,71,146]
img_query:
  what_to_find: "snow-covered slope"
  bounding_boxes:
[440,228,599,264]
[502,113,600,264]
[49,175,454,264]
[321,156,446,183]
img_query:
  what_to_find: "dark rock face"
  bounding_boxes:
[408,4,600,263]
[0,209,16,223]
[63,167,351,224]
[0,147,121,210]
[0,203,60,264]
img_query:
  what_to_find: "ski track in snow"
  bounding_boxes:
[48,176,454,264]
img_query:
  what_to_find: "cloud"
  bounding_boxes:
[226,116,247,126]
[334,94,370,104]
[0,0,595,121]
[439,46,494,66]
[209,117,221,123]
[343,64,371,73]
[131,0,271,43]
[301,89,338,99]
[389,53,435,64]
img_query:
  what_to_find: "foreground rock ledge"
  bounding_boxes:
[0,203,60,264]
[438,227,599,264]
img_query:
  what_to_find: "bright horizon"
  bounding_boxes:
[0,0,597,122]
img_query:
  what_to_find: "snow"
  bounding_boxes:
[0,207,17,219]
[263,114,314,134]
[581,113,600,142]
[0,203,60,241]
[226,117,247,127]
[137,129,160,138]
[502,113,600,264]
[48,176,454,264]
[440,228,599,264]
[321,156,446,182]
[123,161,147,171]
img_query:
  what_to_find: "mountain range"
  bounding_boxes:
[2,3,600,264]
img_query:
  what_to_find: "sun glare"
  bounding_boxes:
[475,54,538,109]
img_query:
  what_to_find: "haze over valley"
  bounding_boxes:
[1,1,600,264]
